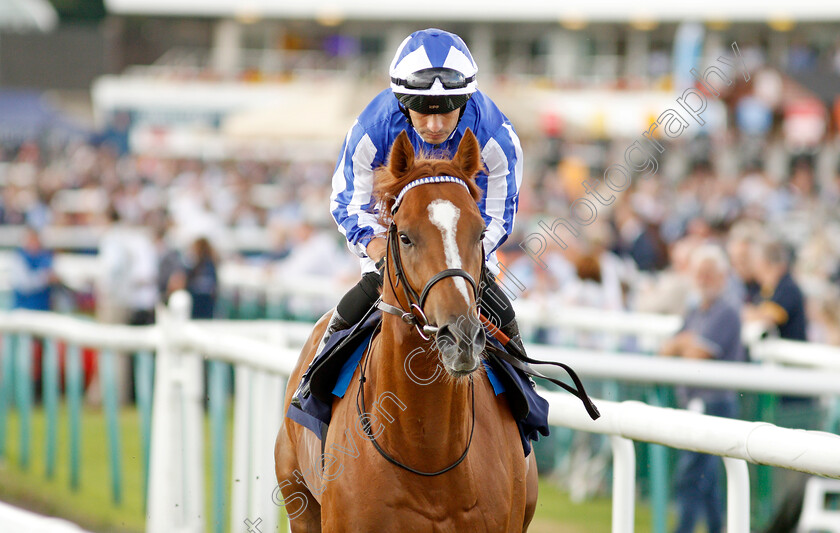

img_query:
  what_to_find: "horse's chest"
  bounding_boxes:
[325,473,518,533]
[320,379,527,531]
[322,451,523,531]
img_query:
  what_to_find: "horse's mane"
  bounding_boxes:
[373,152,483,226]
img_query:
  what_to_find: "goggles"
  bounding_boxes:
[391,67,475,91]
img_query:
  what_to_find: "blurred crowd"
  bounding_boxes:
[500,134,840,349]
[5,27,840,531]
[0,140,336,242]
[3,130,840,349]
[1,139,358,318]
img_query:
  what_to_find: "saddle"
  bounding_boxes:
[286,310,551,456]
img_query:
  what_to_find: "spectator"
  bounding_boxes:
[806,287,840,345]
[154,223,183,306]
[744,237,813,533]
[564,226,628,351]
[25,189,53,230]
[171,236,219,319]
[92,207,136,405]
[273,219,356,319]
[96,207,132,325]
[614,202,669,272]
[725,220,764,305]
[125,227,158,326]
[659,244,744,533]
[10,227,59,400]
[743,237,807,342]
[10,226,57,311]
[634,237,697,315]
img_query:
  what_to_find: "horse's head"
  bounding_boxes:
[375,129,487,378]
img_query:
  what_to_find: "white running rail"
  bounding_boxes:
[545,392,840,533]
[2,294,840,532]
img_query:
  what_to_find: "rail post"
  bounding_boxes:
[610,435,636,532]
[723,457,750,532]
[146,290,205,533]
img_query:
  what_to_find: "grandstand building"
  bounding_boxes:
[94,1,840,163]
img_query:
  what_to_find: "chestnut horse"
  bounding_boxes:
[275,129,538,532]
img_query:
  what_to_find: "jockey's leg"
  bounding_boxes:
[480,274,539,393]
[316,270,383,355]
[480,274,525,355]
[291,271,383,405]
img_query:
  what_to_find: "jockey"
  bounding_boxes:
[320,28,525,360]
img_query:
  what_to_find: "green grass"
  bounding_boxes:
[530,480,655,533]
[0,406,655,532]
[0,405,146,533]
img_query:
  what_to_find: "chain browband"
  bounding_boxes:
[390,176,471,215]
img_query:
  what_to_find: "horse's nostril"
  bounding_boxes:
[472,325,486,351]
[435,326,457,355]
[436,324,452,341]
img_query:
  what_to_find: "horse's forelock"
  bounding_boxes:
[373,157,482,225]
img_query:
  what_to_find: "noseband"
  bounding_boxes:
[376,176,481,340]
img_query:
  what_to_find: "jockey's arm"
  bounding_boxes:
[480,122,523,258]
[330,122,387,260]
[365,237,387,263]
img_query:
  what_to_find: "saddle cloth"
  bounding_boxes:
[285,310,550,456]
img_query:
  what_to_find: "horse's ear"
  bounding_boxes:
[388,130,415,178]
[453,128,482,178]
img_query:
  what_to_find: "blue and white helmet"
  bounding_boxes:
[389,28,478,114]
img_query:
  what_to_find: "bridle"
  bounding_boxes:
[359,174,480,477]
[355,173,600,477]
[377,222,482,341]
[375,175,482,341]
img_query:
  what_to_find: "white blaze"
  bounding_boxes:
[427,200,471,305]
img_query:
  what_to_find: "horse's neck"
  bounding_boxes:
[366,315,472,455]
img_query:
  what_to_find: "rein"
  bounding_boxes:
[354,321,476,477]
[479,314,601,420]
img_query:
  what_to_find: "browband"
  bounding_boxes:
[391,176,470,215]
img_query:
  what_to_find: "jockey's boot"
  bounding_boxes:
[315,308,351,357]
[314,269,382,359]
[500,318,526,358]
[290,309,351,407]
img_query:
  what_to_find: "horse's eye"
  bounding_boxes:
[479,230,487,242]
[399,233,413,246]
